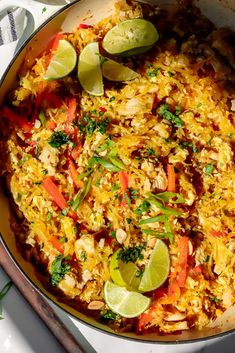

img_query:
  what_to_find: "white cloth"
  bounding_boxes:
[0,7,26,45]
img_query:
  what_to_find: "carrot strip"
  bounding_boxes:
[49,237,64,254]
[159,279,181,304]
[66,98,77,124]
[71,143,82,160]
[167,164,176,192]
[45,120,57,130]
[210,230,227,238]
[119,171,129,206]
[0,107,32,133]
[42,176,67,210]
[48,32,64,63]
[69,160,84,188]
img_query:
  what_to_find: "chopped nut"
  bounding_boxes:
[116,228,127,244]
[165,311,187,322]
[188,240,193,255]
[88,300,104,310]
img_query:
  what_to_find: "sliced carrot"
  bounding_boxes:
[193,265,203,274]
[210,230,227,238]
[66,98,77,124]
[0,107,32,133]
[46,120,57,130]
[167,164,176,192]
[42,176,67,210]
[177,236,189,288]
[138,304,158,332]
[49,236,64,254]
[69,160,84,188]
[79,24,93,29]
[71,143,82,160]
[159,279,181,304]
[48,32,64,63]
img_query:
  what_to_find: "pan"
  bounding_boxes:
[1,0,235,344]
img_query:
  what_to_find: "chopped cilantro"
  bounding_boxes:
[111,184,121,192]
[49,131,69,148]
[59,236,67,243]
[205,164,213,175]
[146,148,155,155]
[117,245,145,263]
[179,141,198,153]
[205,255,210,262]
[126,218,132,224]
[147,67,160,78]
[110,230,116,238]
[158,104,183,128]
[80,251,87,262]
[84,115,97,136]
[100,310,119,321]
[98,117,110,134]
[109,96,115,102]
[42,7,47,14]
[50,255,71,286]
[212,297,220,304]
[128,188,139,201]
[228,132,233,139]
[34,181,42,185]
[134,200,150,215]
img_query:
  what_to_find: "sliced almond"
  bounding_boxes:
[116,229,127,244]
[188,240,193,255]
[88,300,104,310]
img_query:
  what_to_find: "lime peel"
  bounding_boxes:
[104,281,151,318]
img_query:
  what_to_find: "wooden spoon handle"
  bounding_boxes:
[0,241,86,353]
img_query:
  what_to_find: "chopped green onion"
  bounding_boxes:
[147,198,181,216]
[72,177,92,211]
[39,110,46,127]
[148,192,186,205]
[93,156,123,172]
[139,214,167,225]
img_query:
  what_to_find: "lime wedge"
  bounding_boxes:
[44,39,77,80]
[119,261,141,291]
[78,42,104,96]
[102,59,139,81]
[110,250,141,290]
[110,250,126,287]
[139,239,170,292]
[102,19,159,56]
[104,281,150,318]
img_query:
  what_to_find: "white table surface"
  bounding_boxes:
[0,1,235,352]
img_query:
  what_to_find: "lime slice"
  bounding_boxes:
[104,281,150,318]
[102,59,139,81]
[44,39,77,80]
[139,239,170,292]
[102,19,159,56]
[78,42,104,96]
[110,250,126,287]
